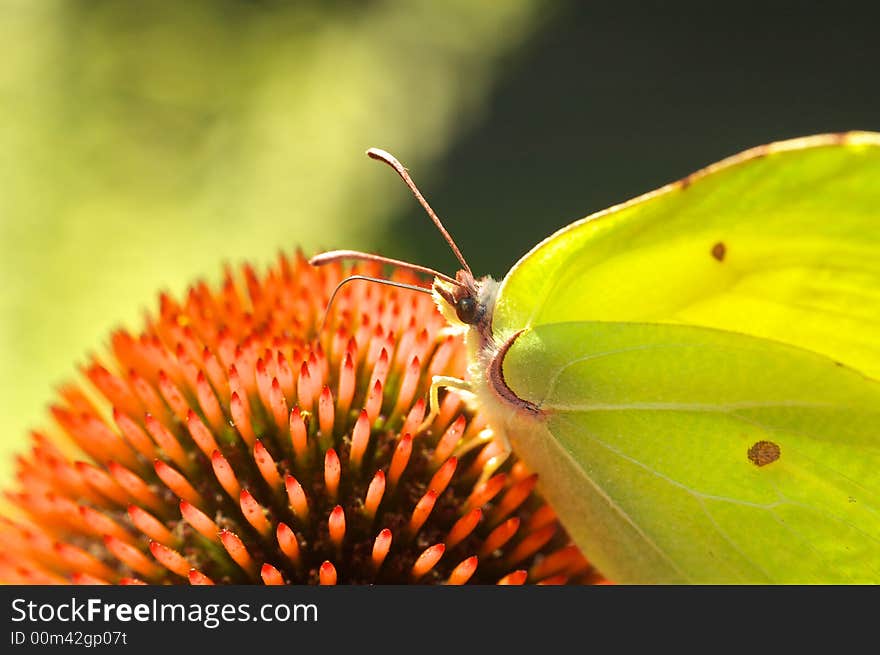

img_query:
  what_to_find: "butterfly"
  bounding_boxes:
[312,133,880,583]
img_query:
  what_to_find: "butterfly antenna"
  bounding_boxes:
[367,148,473,278]
[316,274,432,334]
[309,250,462,287]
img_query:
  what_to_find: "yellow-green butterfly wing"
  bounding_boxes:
[485,133,880,583]
[498,321,880,583]
[494,132,880,378]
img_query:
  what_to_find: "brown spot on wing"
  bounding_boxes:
[748,440,780,467]
[711,242,726,261]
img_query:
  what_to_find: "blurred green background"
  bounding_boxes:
[1,1,878,485]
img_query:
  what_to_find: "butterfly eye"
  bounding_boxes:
[455,296,478,324]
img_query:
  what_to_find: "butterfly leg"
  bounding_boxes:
[449,425,513,485]
[472,429,511,487]
[452,426,495,458]
[416,376,511,483]
[416,375,473,434]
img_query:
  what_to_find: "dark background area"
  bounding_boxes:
[391,1,880,277]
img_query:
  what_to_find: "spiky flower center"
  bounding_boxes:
[0,253,601,585]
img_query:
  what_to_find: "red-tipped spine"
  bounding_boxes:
[180,500,220,541]
[240,489,272,538]
[313,345,328,390]
[387,434,413,490]
[319,561,337,585]
[349,410,371,470]
[276,351,295,400]
[408,490,438,536]
[446,556,478,585]
[104,462,161,510]
[428,457,457,496]
[297,361,315,412]
[411,544,445,582]
[284,475,310,523]
[253,441,282,489]
[318,386,335,437]
[149,541,191,578]
[324,449,340,502]
[261,564,285,585]
[129,370,169,424]
[276,522,302,569]
[211,450,241,500]
[446,507,482,550]
[128,505,176,546]
[371,528,392,571]
[154,460,203,508]
[229,392,256,447]
[490,474,538,525]
[465,473,507,512]
[203,348,229,405]
[363,470,385,520]
[55,542,116,581]
[255,358,274,419]
[87,364,141,417]
[269,378,289,434]
[337,353,356,418]
[105,536,162,579]
[505,524,558,568]
[497,570,528,585]
[220,529,257,577]
[329,505,345,550]
[479,518,521,558]
[401,398,426,437]
[530,545,590,581]
[78,506,133,544]
[289,407,309,461]
[144,413,190,472]
[364,379,383,424]
[157,370,190,422]
[393,355,421,418]
[118,576,148,585]
[433,415,466,465]
[195,371,225,434]
[188,569,215,585]
[526,504,557,532]
[113,408,156,460]
[186,409,219,458]
[368,348,390,395]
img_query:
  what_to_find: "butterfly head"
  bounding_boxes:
[433,269,498,331]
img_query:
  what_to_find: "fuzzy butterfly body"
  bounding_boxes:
[317,133,880,583]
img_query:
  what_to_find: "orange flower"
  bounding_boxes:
[0,253,603,585]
